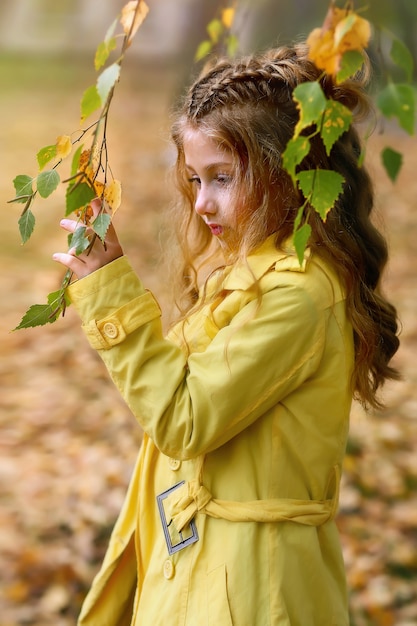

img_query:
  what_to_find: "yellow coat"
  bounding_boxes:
[68,236,353,625]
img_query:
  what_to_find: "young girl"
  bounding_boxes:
[53,44,399,625]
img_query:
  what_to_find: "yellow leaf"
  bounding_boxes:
[307,6,371,77]
[93,179,105,197]
[78,149,91,172]
[104,179,122,212]
[55,135,72,159]
[120,0,149,44]
[221,8,235,29]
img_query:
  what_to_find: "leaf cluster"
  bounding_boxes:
[280,4,415,263]
[9,1,149,330]
[195,4,239,61]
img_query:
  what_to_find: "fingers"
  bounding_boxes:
[52,251,87,276]
[54,209,124,280]
[59,218,78,234]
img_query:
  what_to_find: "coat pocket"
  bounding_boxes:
[207,563,234,626]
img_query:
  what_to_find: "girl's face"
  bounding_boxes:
[183,128,241,250]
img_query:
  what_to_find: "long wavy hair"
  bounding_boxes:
[167,43,400,409]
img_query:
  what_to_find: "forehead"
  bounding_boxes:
[183,128,233,169]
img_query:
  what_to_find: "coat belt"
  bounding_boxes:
[167,467,340,533]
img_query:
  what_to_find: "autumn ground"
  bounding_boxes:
[0,54,416,625]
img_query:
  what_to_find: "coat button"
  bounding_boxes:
[163,559,175,580]
[103,322,118,339]
[168,458,181,471]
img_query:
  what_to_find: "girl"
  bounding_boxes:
[53,44,399,625]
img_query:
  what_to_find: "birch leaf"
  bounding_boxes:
[37,145,57,171]
[56,135,72,159]
[120,0,149,44]
[293,81,327,138]
[104,179,122,212]
[321,99,352,155]
[97,63,121,105]
[377,83,415,135]
[293,223,312,266]
[66,182,95,216]
[381,147,403,182]
[296,169,344,219]
[92,213,111,242]
[18,209,35,244]
[36,170,60,198]
[80,85,101,123]
[13,175,34,202]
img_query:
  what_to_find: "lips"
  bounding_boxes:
[207,223,223,236]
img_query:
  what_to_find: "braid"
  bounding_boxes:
[187,45,321,119]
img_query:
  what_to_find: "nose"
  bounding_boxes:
[194,183,216,217]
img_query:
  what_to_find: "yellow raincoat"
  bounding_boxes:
[68,235,353,625]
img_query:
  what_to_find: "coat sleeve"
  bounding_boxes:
[67,256,327,459]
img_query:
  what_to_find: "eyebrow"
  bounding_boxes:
[185,161,234,172]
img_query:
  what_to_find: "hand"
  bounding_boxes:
[52,199,123,279]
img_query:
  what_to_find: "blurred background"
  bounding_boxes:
[1,1,416,624]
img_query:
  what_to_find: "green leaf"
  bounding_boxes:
[226,34,239,57]
[293,81,327,137]
[94,37,117,71]
[337,50,365,83]
[65,181,95,215]
[97,63,121,105]
[321,100,352,155]
[13,174,33,202]
[18,208,35,243]
[381,146,403,182]
[293,223,312,266]
[69,225,90,255]
[377,83,415,135]
[92,213,111,242]
[71,144,84,177]
[36,169,60,198]
[80,85,101,123]
[13,289,68,330]
[195,40,212,62]
[282,136,310,182]
[207,18,223,44]
[37,144,57,170]
[390,38,414,83]
[296,169,345,219]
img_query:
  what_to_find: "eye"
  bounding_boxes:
[215,173,232,185]
[188,176,201,186]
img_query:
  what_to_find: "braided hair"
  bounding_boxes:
[169,43,400,409]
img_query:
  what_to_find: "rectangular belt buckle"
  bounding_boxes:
[157,481,199,555]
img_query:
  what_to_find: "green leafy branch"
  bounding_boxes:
[281,4,415,263]
[195,3,239,62]
[375,28,416,182]
[9,1,150,330]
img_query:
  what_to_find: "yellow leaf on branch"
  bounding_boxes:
[55,135,72,159]
[120,0,149,45]
[307,4,371,78]
[104,179,122,213]
[221,7,235,29]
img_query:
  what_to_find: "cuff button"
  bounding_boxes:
[103,322,118,339]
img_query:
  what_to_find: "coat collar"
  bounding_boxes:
[221,234,310,291]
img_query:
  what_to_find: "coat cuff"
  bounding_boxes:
[67,256,161,349]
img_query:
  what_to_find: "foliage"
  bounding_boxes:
[195,4,238,61]
[8,0,416,327]
[9,0,149,330]
[282,2,415,263]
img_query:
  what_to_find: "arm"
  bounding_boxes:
[66,257,326,460]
